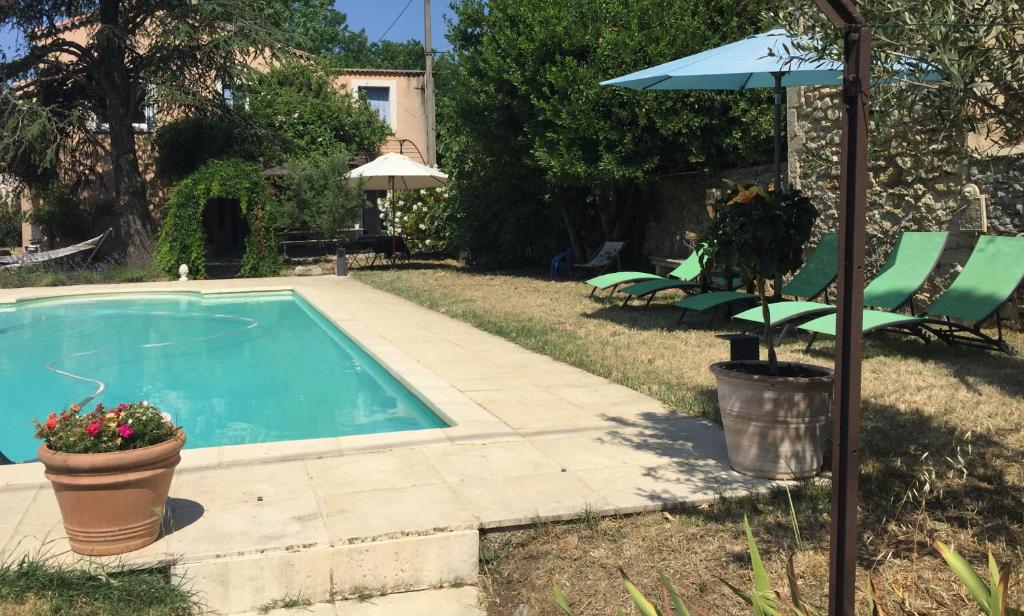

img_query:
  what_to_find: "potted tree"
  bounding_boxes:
[34,402,185,556]
[701,183,833,479]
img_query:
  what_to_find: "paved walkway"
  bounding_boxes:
[0,276,767,613]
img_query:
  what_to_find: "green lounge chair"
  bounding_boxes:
[799,235,1024,354]
[584,248,703,298]
[733,231,949,330]
[672,233,839,326]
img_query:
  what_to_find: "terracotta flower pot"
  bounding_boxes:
[710,361,833,479]
[38,429,185,556]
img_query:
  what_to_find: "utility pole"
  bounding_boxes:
[423,0,438,166]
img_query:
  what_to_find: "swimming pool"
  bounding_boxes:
[0,291,447,463]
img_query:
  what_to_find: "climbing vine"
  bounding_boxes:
[154,159,282,278]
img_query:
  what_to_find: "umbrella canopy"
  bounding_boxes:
[346,152,448,191]
[602,29,845,188]
[602,29,938,187]
[601,29,842,92]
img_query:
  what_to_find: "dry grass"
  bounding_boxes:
[354,260,1024,615]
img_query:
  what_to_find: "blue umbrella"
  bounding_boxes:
[603,29,847,188]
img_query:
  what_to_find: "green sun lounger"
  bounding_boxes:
[733,231,949,329]
[584,248,703,297]
[672,233,839,325]
[618,273,741,307]
[799,235,1024,354]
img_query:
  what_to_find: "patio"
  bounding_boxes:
[0,276,768,614]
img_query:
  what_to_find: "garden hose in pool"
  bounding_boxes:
[45,310,260,408]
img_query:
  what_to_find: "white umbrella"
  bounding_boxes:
[346,152,448,191]
[346,153,448,262]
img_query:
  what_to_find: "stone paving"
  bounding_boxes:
[0,276,769,613]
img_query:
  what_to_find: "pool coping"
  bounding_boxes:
[0,280,515,484]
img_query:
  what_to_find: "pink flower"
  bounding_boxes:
[117,403,129,412]
[117,424,135,439]
[94,402,104,412]
[86,421,102,437]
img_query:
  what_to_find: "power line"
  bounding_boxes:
[376,0,416,43]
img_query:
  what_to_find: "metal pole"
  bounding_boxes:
[773,72,784,189]
[423,0,438,166]
[827,23,871,616]
[807,1,868,613]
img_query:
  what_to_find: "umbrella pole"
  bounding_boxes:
[772,72,785,297]
[773,72,784,189]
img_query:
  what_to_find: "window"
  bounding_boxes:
[92,86,157,132]
[222,80,248,109]
[359,86,392,126]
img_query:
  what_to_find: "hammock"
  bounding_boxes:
[0,229,111,270]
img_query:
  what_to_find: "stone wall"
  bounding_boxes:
[643,164,776,260]
[787,85,1024,320]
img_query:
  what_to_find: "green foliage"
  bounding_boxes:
[25,183,113,246]
[0,552,200,616]
[281,0,426,69]
[279,150,366,239]
[378,188,458,254]
[442,0,775,265]
[699,183,817,371]
[0,186,22,247]
[245,61,391,165]
[34,401,180,455]
[153,113,255,181]
[155,159,282,278]
[775,1,1024,153]
[933,539,1024,616]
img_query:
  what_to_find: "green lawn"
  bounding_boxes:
[355,260,1024,615]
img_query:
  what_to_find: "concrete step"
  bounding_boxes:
[176,530,479,614]
[236,586,484,615]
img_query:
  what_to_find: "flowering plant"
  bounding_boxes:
[34,402,180,454]
[376,186,455,253]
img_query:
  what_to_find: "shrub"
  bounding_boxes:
[34,401,179,455]
[378,187,457,254]
[699,183,818,372]
[278,150,366,239]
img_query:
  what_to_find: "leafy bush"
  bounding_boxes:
[0,185,22,247]
[153,113,255,181]
[245,61,390,164]
[442,0,775,266]
[24,183,113,246]
[154,159,282,278]
[278,150,366,239]
[378,187,457,254]
[34,401,179,454]
[699,183,817,372]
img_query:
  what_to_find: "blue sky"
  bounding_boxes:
[0,2,455,57]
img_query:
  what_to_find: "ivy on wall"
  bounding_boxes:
[154,159,282,278]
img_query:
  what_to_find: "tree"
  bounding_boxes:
[243,61,391,165]
[776,1,1024,153]
[443,0,775,266]
[0,0,304,257]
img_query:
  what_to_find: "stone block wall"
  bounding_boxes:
[643,164,776,260]
[787,85,1023,321]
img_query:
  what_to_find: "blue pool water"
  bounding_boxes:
[0,291,446,463]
